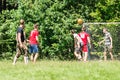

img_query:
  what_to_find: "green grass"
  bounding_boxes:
[0,60,120,80]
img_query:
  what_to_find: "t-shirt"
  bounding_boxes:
[73,33,78,38]
[78,32,89,45]
[104,32,111,45]
[29,29,39,44]
[73,33,82,43]
[17,27,25,42]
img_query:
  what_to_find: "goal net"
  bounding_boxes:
[83,22,120,60]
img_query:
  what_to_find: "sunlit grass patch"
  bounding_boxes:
[0,60,119,80]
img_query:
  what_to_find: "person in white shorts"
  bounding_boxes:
[71,29,83,60]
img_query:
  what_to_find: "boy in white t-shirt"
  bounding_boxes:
[71,29,83,60]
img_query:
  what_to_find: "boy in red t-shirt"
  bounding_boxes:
[29,24,39,63]
[78,25,91,62]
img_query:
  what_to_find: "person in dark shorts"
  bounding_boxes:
[99,28,114,61]
[13,19,28,65]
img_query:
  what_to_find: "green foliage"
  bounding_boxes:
[0,0,120,59]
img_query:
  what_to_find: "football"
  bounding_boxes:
[77,19,83,25]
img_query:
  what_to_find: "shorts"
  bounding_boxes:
[104,45,112,52]
[16,42,28,56]
[82,44,88,53]
[29,44,38,54]
[74,47,80,53]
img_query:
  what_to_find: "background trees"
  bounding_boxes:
[0,0,120,60]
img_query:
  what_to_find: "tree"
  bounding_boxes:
[0,0,120,59]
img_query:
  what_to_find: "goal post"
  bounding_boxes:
[84,22,120,25]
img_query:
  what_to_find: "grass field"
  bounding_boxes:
[0,60,120,80]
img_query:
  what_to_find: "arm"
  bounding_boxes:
[17,33,22,47]
[87,36,90,45]
[109,36,113,48]
[76,35,82,48]
[36,36,39,44]
[87,36,91,48]
[74,37,78,48]
[24,32,27,43]
[36,31,40,45]
[98,39,104,45]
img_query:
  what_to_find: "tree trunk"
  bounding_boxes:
[0,0,2,12]
[3,0,6,10]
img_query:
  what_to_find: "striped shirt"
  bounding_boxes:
[104,32,111,45]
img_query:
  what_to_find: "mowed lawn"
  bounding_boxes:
[0,60,120,80]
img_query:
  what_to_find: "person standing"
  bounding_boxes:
[13,19,28,65]
[99,28,114,61]
[78,25,91,62]
[28,23,39,63]
[71,29,83,60]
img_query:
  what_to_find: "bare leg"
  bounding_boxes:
[13,52,21,65]
[30,54,34,62]
[78,52,82,60]
[24,48,28,64]
[24,56,28,64]
[109,52,114,60]
[13,55,17,65]
[104,51,107,61]
[84,52,88,62]
[13,45,21,65]
[74,52,79,59]
[33,53,39,63]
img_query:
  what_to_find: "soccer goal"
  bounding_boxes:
[83,22,120,60]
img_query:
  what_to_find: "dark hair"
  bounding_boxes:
[71,29,75,34]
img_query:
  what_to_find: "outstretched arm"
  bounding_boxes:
[98,39,104,45]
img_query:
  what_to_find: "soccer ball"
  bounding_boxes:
[77,19,83,25]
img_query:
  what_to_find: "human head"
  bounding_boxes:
[81,25,86,31]
[34,23,38,29]
[103,28,108,33]
[71,29,75,34]
[20,19,25,28]
[20,19,24,25]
